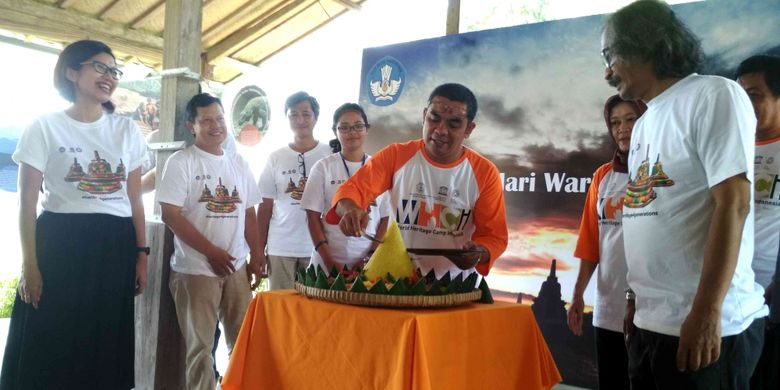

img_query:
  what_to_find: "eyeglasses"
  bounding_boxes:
[601,48,614,69]
[336,123,367,133]
[81,61,123,80]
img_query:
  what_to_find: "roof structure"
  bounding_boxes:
[0,0,365,83]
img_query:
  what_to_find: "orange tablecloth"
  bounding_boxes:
[222,290,560,390]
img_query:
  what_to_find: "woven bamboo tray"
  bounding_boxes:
[294,282,482,308]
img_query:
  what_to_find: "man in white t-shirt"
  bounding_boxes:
[257,91,331,289]
[157,94,263,389]
[736,54,780,390]
[601,1,767,388]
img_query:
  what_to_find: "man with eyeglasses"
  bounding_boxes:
[327,83,508,283]
[601,1,767,388]
[257,91,331,290]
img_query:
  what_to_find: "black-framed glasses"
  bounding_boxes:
[297,153,307,177]
[336,123,367,133]
[601,48,614,69]
[81,60,123,80]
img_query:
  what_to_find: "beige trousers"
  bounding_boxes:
[169,265,252,390]
[267,255,309,290]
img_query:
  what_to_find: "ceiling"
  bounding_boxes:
[0,0,365,83]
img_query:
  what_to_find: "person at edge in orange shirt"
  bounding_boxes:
[325,83,508,280]
[567,95,646,390]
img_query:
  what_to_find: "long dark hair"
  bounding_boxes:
[54,40,117,113]
[605,0,702,79]
[329,103,369,153]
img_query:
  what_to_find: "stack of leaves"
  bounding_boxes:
[296,264,493,304]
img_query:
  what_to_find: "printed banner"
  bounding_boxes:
[357,0,780,387]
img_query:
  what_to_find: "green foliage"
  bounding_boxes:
[463,0,550,32]
[0,277,19,318]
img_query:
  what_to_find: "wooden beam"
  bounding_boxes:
[331,0,360,11]
[0,34,61,55]
[206,0,309,62]
[202,0,279,42]
[136,0,203,388]
[96,0,122,20]
[129,0,164,28]
[0,0,164,52]
[446,0,460,35]
[56,0,77,8]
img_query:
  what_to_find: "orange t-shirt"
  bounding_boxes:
[332,139,508,276]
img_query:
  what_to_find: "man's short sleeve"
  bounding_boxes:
[694,82,755,188]
[258,154,277,199]
[157,152,189,207]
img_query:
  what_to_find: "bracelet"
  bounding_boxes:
[137,246,150,255]
[314,239,328,251]
[625,287,636,301]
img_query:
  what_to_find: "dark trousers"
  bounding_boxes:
[595,327,630,390]
[750,321,779,389]
[628,318,764,390]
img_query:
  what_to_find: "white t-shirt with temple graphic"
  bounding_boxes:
[623,74,767,337]
[157,145,262,277]
[301,153,391,268]
[753,138,780,287]
[258,142,331,257]
[13,111,148,217]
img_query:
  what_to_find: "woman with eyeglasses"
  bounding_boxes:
[301,103,390,272]
[2,40,147,389]
[567,95,647,390]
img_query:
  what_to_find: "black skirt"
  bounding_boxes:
[0,212,137,390]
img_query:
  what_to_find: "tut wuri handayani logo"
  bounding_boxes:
[367,56,406,106]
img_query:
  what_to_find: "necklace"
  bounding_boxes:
[339,152,366,177]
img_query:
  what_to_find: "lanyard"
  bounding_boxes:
[339,152,366,177]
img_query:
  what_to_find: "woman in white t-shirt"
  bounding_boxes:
[301,103,390,272]
[3,40,148,389]
[567,95,646,390]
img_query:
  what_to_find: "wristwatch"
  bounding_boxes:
[625,287,636,300]
[137,246,151,255]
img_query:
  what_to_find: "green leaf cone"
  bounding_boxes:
[349,275,368,293]
[295,268,306,284]
[314,271,331,289]
[330,265,340,278]
[439,272,451,286]
[426,279,443,296]
[449,272,464,294]
[330,273,346,291]
[478,278,494,303]
[463,273,479,293]
[368,279,388,294]
[410,278,427,295]
[388,279,409,295]
[305,269,316,287]
[385,273,397,284]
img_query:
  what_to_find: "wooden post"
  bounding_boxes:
[446,0,460,35]
[134,0,202,388]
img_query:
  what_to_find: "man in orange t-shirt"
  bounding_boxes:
[329,83,508,279]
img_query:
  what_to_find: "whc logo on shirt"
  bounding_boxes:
[396,199,472,233]
[597,195,624,221]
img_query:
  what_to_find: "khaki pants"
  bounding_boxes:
[268,255,309,290]
[169,265,252,390]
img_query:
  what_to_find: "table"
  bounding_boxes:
[222,290,560,390]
